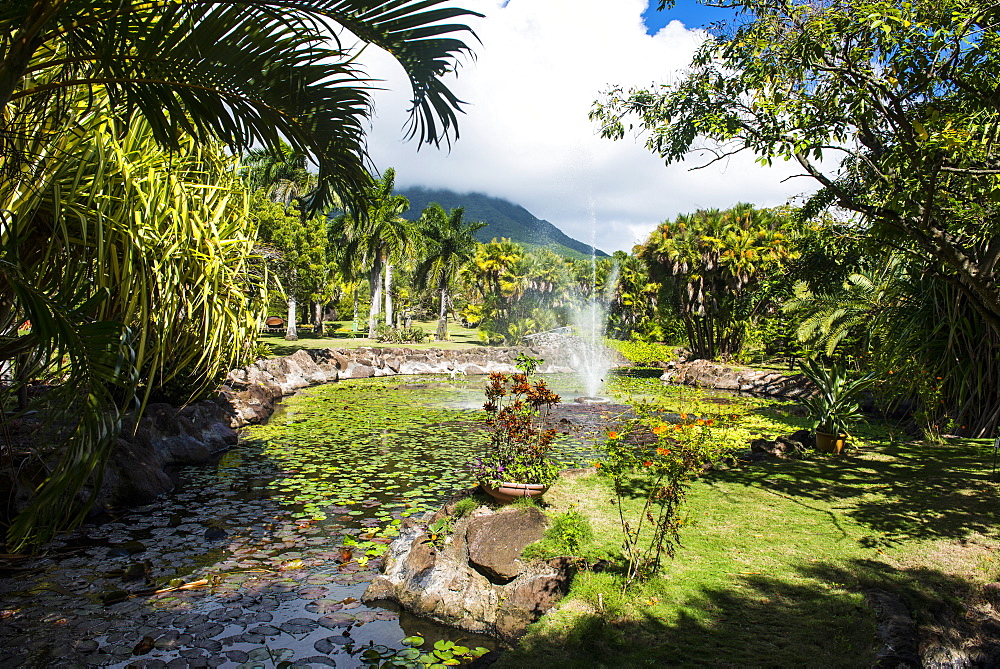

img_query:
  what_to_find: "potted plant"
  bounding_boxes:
[799,358,875,454]
[470,370,562,502]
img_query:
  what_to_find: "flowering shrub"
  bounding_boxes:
[469,371,562,488]
[599,407,739,588]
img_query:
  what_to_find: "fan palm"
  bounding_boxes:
[415,204,486,340]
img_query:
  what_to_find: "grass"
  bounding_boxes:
[257,318,483,357]
[497,401,1000,667]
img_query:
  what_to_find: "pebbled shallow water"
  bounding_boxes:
[0,374,613,668]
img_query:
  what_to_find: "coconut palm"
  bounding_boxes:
[0,0,480,211]
[415,204,486,340]
[329,168,414,337]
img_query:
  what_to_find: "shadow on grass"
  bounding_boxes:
[504,557,1000,668]
[705,441,1000,545]
[504,568,876,668]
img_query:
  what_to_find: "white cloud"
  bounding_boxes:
[356,0,806,253]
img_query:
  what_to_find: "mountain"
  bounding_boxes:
[396,187,609,259]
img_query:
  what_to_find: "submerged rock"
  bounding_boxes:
[363,503,571,640]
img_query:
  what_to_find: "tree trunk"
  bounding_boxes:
[384,263,394,328]
[313,301,324,336]
[285,295,298,340]
[368,258,383,338]
[437,287,448,341]
[352,286,359,330]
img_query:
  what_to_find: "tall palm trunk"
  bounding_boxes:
[368,257,383,338]
[352,286,359,330]
[313,301,324,336]
[437,285,448,340]
[286,268,299,340]
[384,263,394,328]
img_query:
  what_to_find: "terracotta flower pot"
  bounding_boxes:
[480,482,549,503]
[815,431,848,454]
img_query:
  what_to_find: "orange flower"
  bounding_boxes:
[643,461,652,467]
[674,425,683,432]
[695,419,705,426]
[656,447,671,456]
[680,413,689,420]
[608,431,619,439]
[652,424,667,435]
[706,419,715,426]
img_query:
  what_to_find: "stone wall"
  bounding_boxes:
[95,343,580,509]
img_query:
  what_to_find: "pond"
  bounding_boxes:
[0,373,657,668]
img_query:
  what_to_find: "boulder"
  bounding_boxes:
[467,507,549,582]
[363,505,570,640]
[661,359,815,399]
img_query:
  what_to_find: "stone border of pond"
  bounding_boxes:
[93,343,591,515]
[659,358,815,399]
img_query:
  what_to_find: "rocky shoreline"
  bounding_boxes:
[94,344,584,512]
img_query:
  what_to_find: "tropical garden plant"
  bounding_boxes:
[592,0,1000,341]
[469,372,562,489]
[414,204,486,340]
[599,408,738,588]
[0,0,479,550]
[798,359,875,438]
[635,204,798,360]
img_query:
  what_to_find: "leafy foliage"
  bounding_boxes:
[599,409,740,588]
[594,0,1000,337]
[360,635,489,667]
[414,204,486,339]
[637,204,798,359]
[1,111,264,549]
[798,359,875,436]
[469,372,562,488]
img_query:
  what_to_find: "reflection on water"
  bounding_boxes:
[1,373,634,667]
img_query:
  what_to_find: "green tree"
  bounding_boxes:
[593,0,1000,333]
[1,0,480,211]
[415,204,486,340]
[329,168,414,337]
[1,111,265,549]
[637,204,797,359]
[0,0,478,549]
[252,193,335,339]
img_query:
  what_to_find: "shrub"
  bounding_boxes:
[375,324,429,344]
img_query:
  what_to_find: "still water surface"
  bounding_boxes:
[0,374,622,667]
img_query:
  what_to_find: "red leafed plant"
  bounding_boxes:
[470,371,562,487]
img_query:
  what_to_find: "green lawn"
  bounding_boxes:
[257,318,483,357]
[497,401,1000,667]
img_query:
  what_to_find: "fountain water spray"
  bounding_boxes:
[569,232,620,400]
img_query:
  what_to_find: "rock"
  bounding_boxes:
[363,504,570,640]
[467,508,549,582]
[661,359,815,399]
[865,589,920,668]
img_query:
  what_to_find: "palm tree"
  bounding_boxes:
[329,168,414,337]
[0,1,479,550]
[415,204,486,340]
[0,1,480,212]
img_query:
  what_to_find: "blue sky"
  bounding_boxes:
[642,0,737,32]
